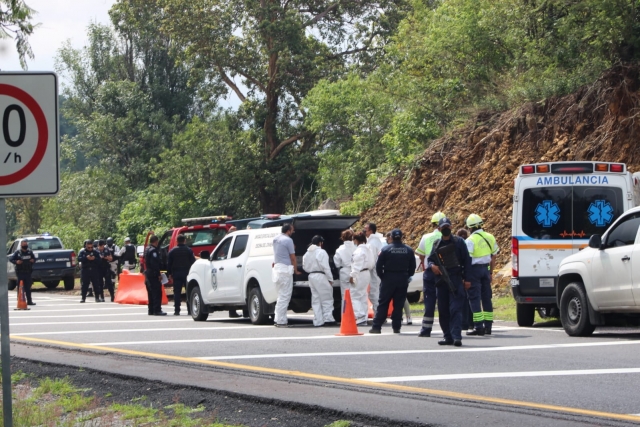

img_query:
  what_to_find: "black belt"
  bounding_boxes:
[361,268,369,272]
[309,271,325,275]
[473,263,490,267]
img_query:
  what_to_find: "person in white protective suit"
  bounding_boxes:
[302,235,337,327]
[333,230,356,300]
[364,223,384,315]
[272,223,300,327]
[349,232,373,325]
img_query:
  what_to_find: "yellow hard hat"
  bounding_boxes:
[466,214,483,228]
[431,212,446,224]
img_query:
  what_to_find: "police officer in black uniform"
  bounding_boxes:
[98,240,115,302]
[427,218,472,346]
[369,228,416,334]
[78,240,102,303]
[10,240,36,306]
[144,235,166,316]
[167,234,196,316]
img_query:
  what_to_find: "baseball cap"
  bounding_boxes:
[391,228,403,239]
[124,237,131,242]
[438,217,452,228]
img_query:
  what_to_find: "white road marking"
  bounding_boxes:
[89,334,383,346]
[198,340,640,360]
[9,318,196,326]
[13,325,271,336]
[7,312,152,319]
[360,367,640,383]
[9,306,145,313]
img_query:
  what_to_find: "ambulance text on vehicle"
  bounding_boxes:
[511,161,640,326]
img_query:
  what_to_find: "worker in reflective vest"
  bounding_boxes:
[465,214,499,336]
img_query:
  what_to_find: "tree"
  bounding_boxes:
[159,0,408,212]
[0,0,36,69]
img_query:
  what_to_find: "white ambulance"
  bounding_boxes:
[511,161,640,326]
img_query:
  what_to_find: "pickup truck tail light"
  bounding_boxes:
[71,252,77,267]
[511,237,518,278]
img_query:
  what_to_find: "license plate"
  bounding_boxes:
[539,278,554,288]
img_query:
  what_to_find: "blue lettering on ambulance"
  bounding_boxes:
[534,175,609,186]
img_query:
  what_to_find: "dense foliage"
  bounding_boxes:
[6,0,640,250]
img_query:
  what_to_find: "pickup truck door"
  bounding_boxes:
[224,234,250,302]
[590,213,640,308]
[208,237,235,303]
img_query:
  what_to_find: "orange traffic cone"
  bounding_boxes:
[367,285,393,319]
[15,280,29,310]
[336,289,363,336]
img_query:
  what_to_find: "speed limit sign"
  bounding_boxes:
[0,73,58,197]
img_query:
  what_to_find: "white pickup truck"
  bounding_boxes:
[186,216,360,324]
[557,206,640,336]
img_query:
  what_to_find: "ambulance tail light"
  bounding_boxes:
[511,237,519,278]
[536,164,549,173]
[610,163,624,173]
[71,252,77,267]
[521,165,535,174]
[595,163,608,172]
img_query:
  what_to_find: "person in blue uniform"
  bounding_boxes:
[97,240,114,302]
[144,235,166,316]
[78,240,102,303]
[167,234,196,316]
[369,228,416,334]
[10,240,36,306]
[427,218,472,346]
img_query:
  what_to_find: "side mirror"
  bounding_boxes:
[588,235,602,249]
[199,250,210,260]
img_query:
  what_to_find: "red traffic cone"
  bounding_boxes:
[336,289,363,336]
[15,280,29,310]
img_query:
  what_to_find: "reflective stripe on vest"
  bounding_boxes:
[469,232,496,258]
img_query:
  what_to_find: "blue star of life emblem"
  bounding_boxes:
[587,200,614,227]
[535,200,561,228]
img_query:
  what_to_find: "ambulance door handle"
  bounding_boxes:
[219,267,225,271]
[237,264,242,268]
[622,255,630,262]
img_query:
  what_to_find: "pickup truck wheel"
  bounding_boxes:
[43,280,60,289]
[63,277,75,291]
[560,283,596,336]
[8,280,17,291]
[516,303,535,327]
[190,286,209,322]
[406,291,421,304]
[248,287,270,325]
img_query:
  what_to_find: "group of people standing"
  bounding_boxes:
[417,212,498,346]
[270,213,498,347]
[77,237,139,303]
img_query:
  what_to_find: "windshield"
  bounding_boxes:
[522,186,623,239]
[23,238,63,250]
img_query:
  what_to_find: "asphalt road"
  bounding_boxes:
[7,292,640,426]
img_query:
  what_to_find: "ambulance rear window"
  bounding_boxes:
[522,186,623,239]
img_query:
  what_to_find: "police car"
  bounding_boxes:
[511,161,640,326]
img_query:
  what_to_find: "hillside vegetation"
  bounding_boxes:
[362,65,640,270]
[4,1,640,253]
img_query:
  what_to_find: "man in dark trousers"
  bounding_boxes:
[167,234,196,316]
[144,235,166,316]
[427,218,472,346]
[10,240,36,306]
[369,228,416,334]
[78,240,102,303]
[97,240,114,302]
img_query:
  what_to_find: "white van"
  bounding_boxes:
[186,216,359,324]
[511,161,640,326]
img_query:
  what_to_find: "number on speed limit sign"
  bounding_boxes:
[0,73,58,197]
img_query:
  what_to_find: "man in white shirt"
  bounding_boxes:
[272,224,300,327]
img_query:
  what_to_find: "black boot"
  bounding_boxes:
[466,328,485,336]
[418,328,431,337]
[485,323,492,335]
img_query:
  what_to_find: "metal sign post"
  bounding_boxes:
[0,72,60,427]
[0,198,11,427]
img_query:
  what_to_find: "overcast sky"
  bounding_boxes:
[0,0,116,73]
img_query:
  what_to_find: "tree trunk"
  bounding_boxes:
[259,186,286,214]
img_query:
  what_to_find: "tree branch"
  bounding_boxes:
[327,30,379,59]
[230,66,267,93]
[303,2,341,27]
[217,65,246,102]
[269,132,308,160]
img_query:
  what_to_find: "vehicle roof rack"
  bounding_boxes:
[181,216,232,225]
[17,233,53,238]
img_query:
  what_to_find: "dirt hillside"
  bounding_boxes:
[362,64,640,277]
